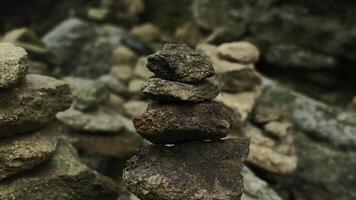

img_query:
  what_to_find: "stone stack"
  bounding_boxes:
[123,44,250,200]
[0,43,119,200]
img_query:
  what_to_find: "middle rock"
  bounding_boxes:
[134,44,233,144]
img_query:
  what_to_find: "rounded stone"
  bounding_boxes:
[147,44,215,83]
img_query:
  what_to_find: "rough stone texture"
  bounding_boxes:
[69,129,142,158]
[64,77,109,111]
[142,78,219,102]
[42,18,125,78]
[0,141,120,200]
[0,123,59,181]
[123,138,250,200]
[133,101,233,144]
[0,74,72,138]
[242,167,282,200]
[57,106,131,134]
[244,125,297,175]
[0,42,28,89]
[147,44,214,83]
[217,42,260,64]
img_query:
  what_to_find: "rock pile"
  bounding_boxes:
[0,43,119,199]
[123,44,250,200]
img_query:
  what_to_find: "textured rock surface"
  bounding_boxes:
[42,18,125,78]
[0,123,59,180]
[0,141,120,200]
[134,101,233,144]
[64,77,109,111]
[123,138,249,200]
[57,106,131,134]
[142,78,219,102]
[0,74,72,138]
[147,44,214,83]
[0,43,28,89]
[242,167,282,200]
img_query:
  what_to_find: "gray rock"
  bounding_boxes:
[64,77,109,111]
[147,44,214,83]
[57,106,130,134]
[128,79,145,95]
[42,18,125,78]
[98,75,127,96]
[0,74,72,138]
[0,141,120,200]
[0,123,59,180]
[133,101,233,144]
[0,43,28,89]
[142,78,219,102]
[123,138,250,200]
[110,65,134,83]
[242,167,282,200]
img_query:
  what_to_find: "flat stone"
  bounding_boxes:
[130,23,160,43]
[147,44,215,83]
[64,77,109,111]
[70,128,143,158]
[244,124,297,174]
[0,123,59,180]
[0,141,120,200]
[57,106,131,134]
[0,43,28,89]
[113,46,138,65]
[133,101,233,144]
[123,138,250,200]
[142,78,219,102]
[217,41,260,64]
[0,74,72,138]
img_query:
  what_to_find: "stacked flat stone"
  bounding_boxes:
[0,43,119,200]
[123,44,250,200]
[133,43,233,144]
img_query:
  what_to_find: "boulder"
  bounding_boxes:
[123,138,250,200]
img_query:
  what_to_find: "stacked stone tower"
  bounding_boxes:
[123,44,249,200]
[0,43,119,200]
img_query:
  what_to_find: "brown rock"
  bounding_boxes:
[113,46,138,65]
[123,138,250,200]
[133,101,233,144]
[131,23,160,43]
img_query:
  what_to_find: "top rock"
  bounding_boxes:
[147,44,215,83]
[0,43,28,89]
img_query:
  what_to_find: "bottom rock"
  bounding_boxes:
[0,141,119,200]
[123,138,250,200]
